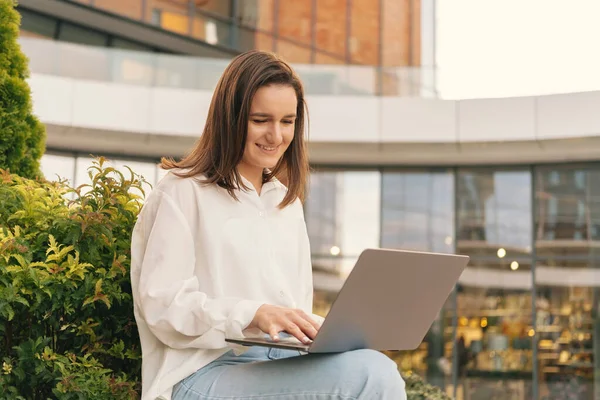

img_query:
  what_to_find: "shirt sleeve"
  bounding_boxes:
[134,190,264,350]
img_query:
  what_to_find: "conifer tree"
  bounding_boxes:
[0,0,46,179]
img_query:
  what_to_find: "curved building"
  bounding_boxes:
[15,1,600,399]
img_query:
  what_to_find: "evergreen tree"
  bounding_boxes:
[0,0,46,179]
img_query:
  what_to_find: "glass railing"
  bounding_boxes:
[18,37,438,97]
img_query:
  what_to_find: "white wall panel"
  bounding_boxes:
[381,98,457,142]
[28,73,600,146]
[28,74,74,126]
[536,91,600,139]
[458,97,536,142]
[306,96,379,142]
[71,80,152,133]
[149,88,209,136]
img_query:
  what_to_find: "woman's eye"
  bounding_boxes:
[253,119,267,124]
[282,120,294,125]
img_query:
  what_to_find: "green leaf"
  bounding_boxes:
[14,296,29,307]
[6,304,15,321]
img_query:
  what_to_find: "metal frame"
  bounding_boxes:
[530,164,539,400]
[452,168,460,398]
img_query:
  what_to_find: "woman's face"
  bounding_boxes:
[239,84,297,173]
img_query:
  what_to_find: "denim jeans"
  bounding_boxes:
[172,345,406,400]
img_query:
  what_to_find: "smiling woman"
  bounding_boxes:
[160,50,308,208]
[239,84,298,195]
[130,50,407,400]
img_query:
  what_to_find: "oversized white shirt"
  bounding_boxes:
[130,171,314,400]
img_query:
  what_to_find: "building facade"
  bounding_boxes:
[15,1,600,399]
[17,0,430,95]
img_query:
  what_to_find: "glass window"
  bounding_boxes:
[157,9,190,36]
[456,169,534,399]
[305,170,380,277]
[238,0,260,28]
[41,153,75,185]
[18,8,57,39]
[381,170,454,253]
[191,14,232,48]
[534,165,600,398]
[58,23,108,47]
[381,169,455,394]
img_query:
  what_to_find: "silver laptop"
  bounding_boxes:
[225,248,469,353]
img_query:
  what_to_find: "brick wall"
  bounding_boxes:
[255,0,421,67]
[81,0,421,68]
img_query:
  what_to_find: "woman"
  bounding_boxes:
[130,50,406,400]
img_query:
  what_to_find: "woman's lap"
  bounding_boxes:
[173,346,406,400]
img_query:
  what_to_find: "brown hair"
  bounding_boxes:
[160,50,309,208]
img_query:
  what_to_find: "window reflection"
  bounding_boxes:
[41,153,76,185]
[455,169,534,399]
[381,169,455,394]
[381,170,454,253]
[306,169,380,345]
[535,165,600,399]
[305,170,380,277]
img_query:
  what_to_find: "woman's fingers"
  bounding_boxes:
[291,313,318,339]
[268,325,281,341]
[284,322,312,344]
[253,305,322,343]
[297,310,321,331]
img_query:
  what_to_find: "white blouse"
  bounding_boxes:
[130,171,315,400]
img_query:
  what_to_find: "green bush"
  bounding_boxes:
[0,0,46,179]
[0,158,147,398]
[404,372,452,400]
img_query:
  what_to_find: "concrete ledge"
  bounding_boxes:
[45,123,600,166]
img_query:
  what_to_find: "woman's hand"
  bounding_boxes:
[249,304,321,344]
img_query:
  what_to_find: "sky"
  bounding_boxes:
[436,0,600,99]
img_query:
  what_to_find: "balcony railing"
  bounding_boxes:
[19,37,438,97]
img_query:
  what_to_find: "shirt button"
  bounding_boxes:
[259,211,265,217]
[280,291,284,297]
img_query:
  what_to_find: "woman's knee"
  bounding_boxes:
[339,349,406,399]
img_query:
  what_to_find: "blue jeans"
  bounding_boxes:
[172,346,406,400]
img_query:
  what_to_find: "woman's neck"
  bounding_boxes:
[237,164,264,195]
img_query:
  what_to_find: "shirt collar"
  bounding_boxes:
[238,173,283,195]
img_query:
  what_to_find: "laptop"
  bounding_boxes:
[225,248,469,354]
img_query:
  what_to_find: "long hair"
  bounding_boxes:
[160,50,309,208]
